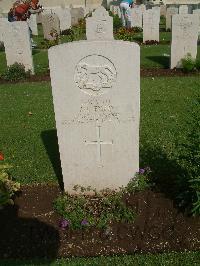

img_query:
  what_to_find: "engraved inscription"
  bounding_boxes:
[96,23,105,33]
[62,98,120,126]
[74,55,117,96]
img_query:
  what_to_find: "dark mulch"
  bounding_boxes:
[0,69,199,85]
[0,184,200,260]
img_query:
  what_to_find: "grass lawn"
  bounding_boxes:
[0,76,199,184]
[1,251,200,265]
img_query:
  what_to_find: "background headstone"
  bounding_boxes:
[160,5,167,17]
[171,14,199,68]
[131,7,142,28]
[193,9,200,35]
[4,21,34,73]
[28,14,38,36]
[0,18,8,45]
[86,7,113,41]
[51,7,71,31]
[48,40,140,193]
[166,7,178,31]
[179,5,188,14]
[42,13,60,40]
[143,9,160,43]
[71,7,85,26]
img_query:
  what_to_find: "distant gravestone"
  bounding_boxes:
[86,7,113,41]
[71,7,85,26]
[179,5,188,14]
[113,5,121,18]
[193,9,200,34]
[143,9,160,43]
[42,13,60,41]
[171,14,199,68]
[131,7,142,28]
[51,7,71,32]
[139,4,146,14]
[160,5,167,17]
[4,21,34,73]
[28,14,38,36]
[48,40,140,193]
[0,18,8,45]
[166,7,178,30]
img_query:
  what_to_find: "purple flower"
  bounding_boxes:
[81,219,89,226]
[59,218,70,229]
[139,168,145,174]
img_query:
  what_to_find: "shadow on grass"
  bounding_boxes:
[0,205,59,260]
[146,56,170,69]
[140,145,191,210]
[41,130,64,190]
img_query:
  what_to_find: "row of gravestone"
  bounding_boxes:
[0,6,199,76]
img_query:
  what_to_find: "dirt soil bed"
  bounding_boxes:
[0,69,199,85]
[0,184,200,260]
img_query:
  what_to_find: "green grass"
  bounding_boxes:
[1,251,200,265]
[0,76,200,184]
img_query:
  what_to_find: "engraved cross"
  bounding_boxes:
[85,124,113,166]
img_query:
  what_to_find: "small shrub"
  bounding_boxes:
[144,40,159,45]
[132,26,142,33]
[1,63,31,81]
[113,14,122,31]
[115,27,137,42]
[54,168,152,230]
[195,59,200,70]
[0,152,20,207]
[181,54,196,73]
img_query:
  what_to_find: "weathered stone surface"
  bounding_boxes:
[4,21,34,73]
[166,7,178,30]
[179,5,188,14]
[171,14,199,68]
[0,17,7,44]
[131,7,142,28]
[28,14,38,36]
[143,9,160,43]
[51,7,71,31]
[42,13,60,40]
[71,7,84,26]
[86,6,113,41]
[48,40,140,193]
[193,9,200,34]
[160,5,167,17]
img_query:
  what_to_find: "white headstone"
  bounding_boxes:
[179,5,188,14]
[113,5,121,18]
[42,14,60,41]
[51,7,71,32]
[143,9,160,43]
[4,22,34,73]
[139,4,146,14]
[48,40,140,193]
[131,7,142,28]
[160,5,167,17]
[0,18,8,44]
[166,7,178,30]
[28,14,38,36]
[193,9,200,35]
[86,7,113,41]
[71,7,85,26]
[171,14,199,69]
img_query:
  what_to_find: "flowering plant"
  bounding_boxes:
[0,152,20,207]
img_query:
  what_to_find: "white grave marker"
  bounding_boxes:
[143,9,160,43]
[131,7,142,28]
[51,7,71,32]
[28,14,38,36]
[48,40,140,193]
[0,18,8,44]
[171,14,199,68]
[4,21,34,73]
[179,5,188,14]
[42,13,60,40]
[86,7,114,41]
[166,7,178,30]
[193,9,200,35]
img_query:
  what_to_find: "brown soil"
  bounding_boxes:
[0,69,199,85]
[0,184,200,259]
